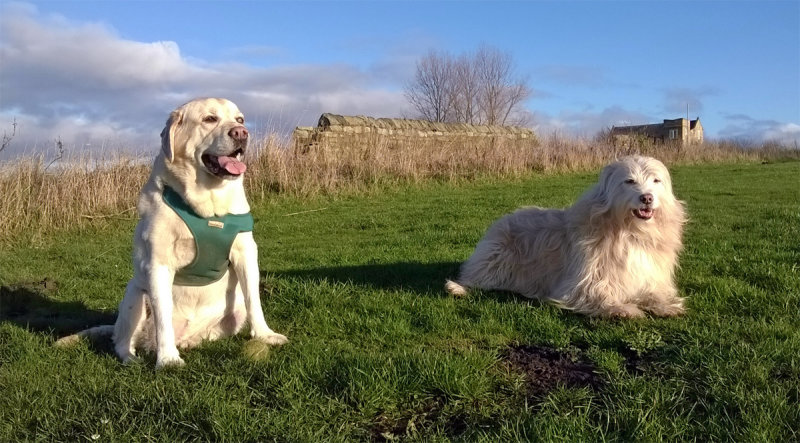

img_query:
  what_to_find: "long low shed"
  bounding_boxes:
[293,113,535,152]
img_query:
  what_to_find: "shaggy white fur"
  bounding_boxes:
[446,156,687,318]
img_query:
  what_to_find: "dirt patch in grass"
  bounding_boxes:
[371,396,468,441]
[621,348,660,376]
[503,344,601,399]
[371,344,602,440]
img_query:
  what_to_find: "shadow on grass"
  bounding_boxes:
[270,261,465,294]
[270,261,545,306]
[0,278,117,353]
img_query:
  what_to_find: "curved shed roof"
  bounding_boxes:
[317,113,533,136]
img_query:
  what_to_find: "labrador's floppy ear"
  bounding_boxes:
[160,109,184,162]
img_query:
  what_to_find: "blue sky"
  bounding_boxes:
[1,0,798,157]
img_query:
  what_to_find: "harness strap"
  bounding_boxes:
[162,186,254,286]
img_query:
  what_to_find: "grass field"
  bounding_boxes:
[1,160,799,441]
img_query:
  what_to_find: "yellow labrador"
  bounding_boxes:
[58,98,287,367]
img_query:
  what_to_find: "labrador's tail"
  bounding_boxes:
[54,325,115,347]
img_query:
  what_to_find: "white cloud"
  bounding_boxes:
[0,3,410,159]
[532,105,653,137]
[718,114,800,145]
[764,123,800,145]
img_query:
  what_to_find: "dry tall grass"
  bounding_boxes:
[1,133,797,243]
[246,132,793,196]
[1,154,149,242]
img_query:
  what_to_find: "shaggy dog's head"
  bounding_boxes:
[160,98,249,180]
[586,156,682,228]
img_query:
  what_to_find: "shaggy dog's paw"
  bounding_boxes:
[54,334,82,347]
[253,332,289,346]
[646,300,686,317]
[604,303,646,319]
[445,280,468,297]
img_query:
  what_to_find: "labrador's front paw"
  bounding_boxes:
[156,350,185,369]
[253,331,288,346]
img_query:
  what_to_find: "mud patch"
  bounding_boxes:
[503,344,601,399]
[621,348,653,375]
[371,397,467,441]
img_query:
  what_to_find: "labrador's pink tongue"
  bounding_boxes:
[217,156,246,175]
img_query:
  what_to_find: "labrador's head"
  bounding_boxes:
[160,98,249,179]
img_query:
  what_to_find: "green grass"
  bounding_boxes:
[1,161,799,441]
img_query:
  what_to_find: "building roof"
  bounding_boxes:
[316,113,534,136]
[610,118,701,135]
[609,123,663,137]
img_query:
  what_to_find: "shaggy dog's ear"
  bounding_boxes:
[160,109,184,163]
[588,162,618,212]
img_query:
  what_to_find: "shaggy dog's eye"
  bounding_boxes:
[203,115,218,123]
[624,179,636,184]
[653,178,662,183]
[236,117,244,124]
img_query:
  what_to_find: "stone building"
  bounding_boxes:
[611,118,703,146]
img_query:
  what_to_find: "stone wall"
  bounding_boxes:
[293,113,536,153]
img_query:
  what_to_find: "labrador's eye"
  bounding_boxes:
[236,117,244,124]
[203,115,218,123]
[624,179,636,184]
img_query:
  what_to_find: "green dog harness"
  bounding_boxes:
[162,186,254,286]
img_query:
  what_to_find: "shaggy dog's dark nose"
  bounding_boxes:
[639,193,654,204]
[228,126,249,141]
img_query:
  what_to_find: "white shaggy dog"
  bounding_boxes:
[57,98,287,367]
[445,156,686,318]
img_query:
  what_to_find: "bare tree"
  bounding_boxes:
[403,50,456,123]
[1,118,17,154]
[404,45,531,126]
[474,45,531,126]
[451,53,480,124]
